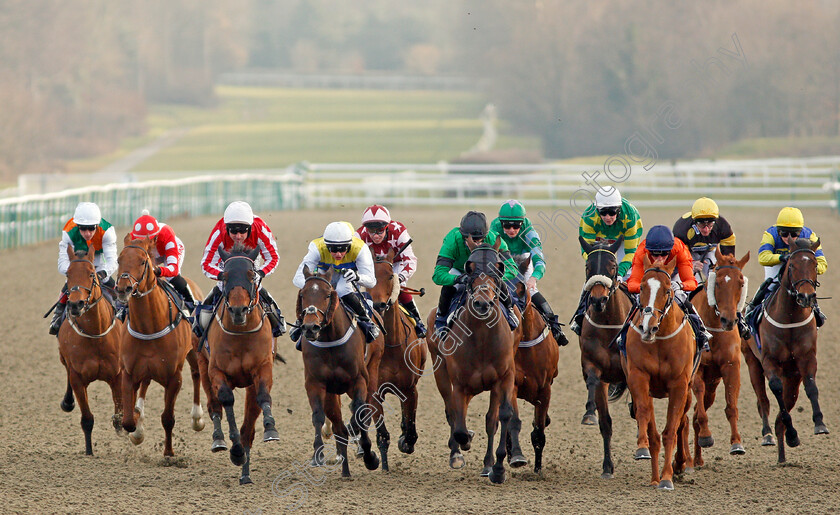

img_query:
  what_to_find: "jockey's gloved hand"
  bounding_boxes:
[674,289,689,304]
[96,270,108,281]
[779,253,789,264]
[398,273,407,286]
[454,273,470,286]
[154,266,162,277]
[343,269,359,283]
[257,269,266,279]
[216,271,224,281]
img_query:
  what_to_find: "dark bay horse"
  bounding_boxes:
[622,254,695,490]
[368,251,427,471]
[58,245,124,455]
[577,236,632,478]
[115,234,204,457]
[746,237,827,463]
[298,267,382,478]
[512,280,558,474]
[691,249,750,466]
[198,244,280,484]
[425,241,526,484]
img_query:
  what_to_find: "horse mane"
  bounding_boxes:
[791,236,813,251]
[230,241,256,255]
[74,249,88,258]
[467,245,501,276]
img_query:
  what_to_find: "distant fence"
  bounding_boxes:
[0,173,303,250]
[217,71,485,91]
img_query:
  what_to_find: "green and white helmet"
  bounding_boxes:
[498,200,526,221]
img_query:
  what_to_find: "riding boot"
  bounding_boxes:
[49,289,69,336]
[499,283,519,330]
[746,277,774,316]
[342,293,380,343]
[434,285,457,337]
[259,287,286,337]
[617,305,638,354]
[814,302,827,328]
[680,298,711,353]
[400,298,427,338]
[569,289,590,336]
[193,285,221,338]
[531,292,568,346]
[168,274,196,319]
[737,311,751,340]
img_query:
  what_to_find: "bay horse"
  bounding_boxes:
[512,279,558,474]
[747,237,828,463]
[577,236,632,478]
[368,251,427,472]
[58,245,124,455]
[691,248,750,466]
[621,253,695,490]
[115,234,205,457]
[425,240,526,484]
[298,266,382,478]
[197,244,280,484]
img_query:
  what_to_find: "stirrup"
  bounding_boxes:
[414,321,427,339]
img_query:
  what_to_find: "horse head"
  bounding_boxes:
[783,237,820,309]
[464,241,505,318]
[218,243,260,326]
[116,233,156,303]
[297,266,339,341]
[579,235,623,313]
[369,249,400,315]
[66,245,99,317]
[637,252,677,342]
[706,248,750,331]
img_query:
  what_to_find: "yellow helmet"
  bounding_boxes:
[691,197,719,219]
[775,207,804,228]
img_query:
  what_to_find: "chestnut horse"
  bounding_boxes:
[115,235,204,457]
[425,242,526,484]
[58,246,124,455]
[368,252,427,472]
[577,236,632,478]
[744,237,827,463]
[691,249,750,466]
[622,254,695,490]
[512,280,558,474]
[298,267,382,478]
[197,244,280,484]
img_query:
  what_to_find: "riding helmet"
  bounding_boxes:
[73,202,102,226]
[594,187,622,208]
[498,200,526,220]
[459,211,487,239]
[775,207,804,229]
[691,197,719,219]
[646,225,675,252]
[224,201,254,225]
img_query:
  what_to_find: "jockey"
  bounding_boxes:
[432,210,519,337]
[50,202,119,335]
[356,204,426,338]
[746,207,827,327]
[490,200,568,346]
[626,225,711,354]
[196,201,285,338]
[569,187,643,335]
[291,221,380,347]
[128,210,197,313]
[672,197,750,339]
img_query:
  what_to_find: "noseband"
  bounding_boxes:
[118,244,155,297]
[584,248,619,299]
[67,258,104,315]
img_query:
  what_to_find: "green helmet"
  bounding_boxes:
[499,200,526,220]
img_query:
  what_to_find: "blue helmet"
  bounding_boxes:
[646,225,674,252]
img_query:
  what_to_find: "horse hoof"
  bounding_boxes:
[211,439,228,452]
[480,466,491,477]
[815,424,830,435]
[230,444,246,466]
[634,448,651,460]
[60,400,75,413]
[730,443,746,455]
[699,435,714,448]
[657,480,674,491]
[112,415,124,434]
[128,430,144,446]
[239,475,253,485]
[449,453,465,469]
[581,413,598,426]
[786,434,801,448]
[509,454,528,468]
[192,418,205,432]
[601,472,614,479]
[263,429,280,442]
[761,434,776,447]
[397,436,415,454]
[363,452,380,471]
[489,467,506,484]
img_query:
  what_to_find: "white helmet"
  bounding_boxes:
[594,187,622,208]
[223,201,254,225]
[73,202,102,226]
[323,221,353,244]
[361,204,391,225]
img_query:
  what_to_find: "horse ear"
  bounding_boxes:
[642,252,652,268]
[466,262,475,275]
[248,248,260,261]
[811,238,821,252]
[325,290,339,323]
[124,232,132,245]
[662,256,677,275]
[386,248,395,263]
[86,243,96,262]
[608,235,624,254]
[322,267,333,282]
[218,247,230,262]
[496,261,506,278]
[66,244,75,261]
[579,236,594,254]
[303,265,313,279]
[515,282,527,301]
[493,237,501,251]
[295,290,303,319]
[715,245,723,262]
[739,250,750,269]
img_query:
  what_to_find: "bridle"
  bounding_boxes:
[781,248,819,301]
[637,266,675,324]
[66,258,117,338]
[118,244,156,298]
[585,248,619,299]
[221,255,260,315]
[298,275,336,333]
[706,263,745,317]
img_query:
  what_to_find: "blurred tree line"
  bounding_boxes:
[1,0,839,177]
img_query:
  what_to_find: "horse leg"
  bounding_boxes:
[186,349,205,432]
[108,371,124,434]
[692,370,716,452]
[767,370,797,463]
[376,410,390,472]
[397,386,419,454]
[60,375,75,413]
[67,371,94,455]
[324,393,350,478]
[120,373,139,437]
[674,392,693,474]
[238,385,260,485]
[217,382,245,466]
[628,372,653,461]
[658,384,688,490]
[721,361,745,454]
[593,381,614,478]
[448,386,469,469]
[647,409,661,487]
[744,349,774,445]
[799,356,829,435]
[161,372,183,457]
[255,367,280,442]
[128,379,150,445]
[491,392,515,485]
[507,396,526,469]
[581,367,600,425]
[531,385,552,475]
[306,385,328,468]
[348,378,380,471]
[481,387,502,478]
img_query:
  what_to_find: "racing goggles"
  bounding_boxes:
[226,223,251,235]
[501,220,523,230]
[779,228,801,238]
[364,222,388,235]
[597,207,620,217]
[326,243,351,253]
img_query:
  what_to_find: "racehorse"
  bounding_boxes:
[512,279,558,474]
[368,251,427,471]
[425,240,526,484]
[298,266,382,478]
[197,244,280,484]
[622,254,695,490]
[691,248,750,466]
[745,237,828,463]
[577,236,632,478]
[115,234,205,457]
[57,246,124,455]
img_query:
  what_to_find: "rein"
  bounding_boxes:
[214,254,266,335]
[119,244,155,298]
[120,244,185,340]
[762,248,819,329]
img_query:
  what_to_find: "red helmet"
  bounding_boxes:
[361,205,391,226]
[131,210,161,239]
